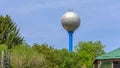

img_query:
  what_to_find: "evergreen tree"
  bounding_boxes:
[0,15,23,49]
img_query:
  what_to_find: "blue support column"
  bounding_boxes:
[68,31,73,52]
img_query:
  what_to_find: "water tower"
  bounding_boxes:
[61,9,80,52]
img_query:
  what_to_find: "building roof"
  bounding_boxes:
[95,48,120,60]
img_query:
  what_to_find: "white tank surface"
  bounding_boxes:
[61,9,80,32]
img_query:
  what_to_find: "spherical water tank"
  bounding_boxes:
[61,10,80,32]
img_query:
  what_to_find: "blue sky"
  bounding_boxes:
[0,0,120,52]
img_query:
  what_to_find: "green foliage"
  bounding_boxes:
[32,43,60,68]
[0,44,7,51]
[0,41,105,68]
[10,45,47,68]
[58,50,82,68]
[75,41,105,68]
[33,42,105,68]
[0,15,23,49]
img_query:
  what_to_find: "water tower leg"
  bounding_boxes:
[68,31,73,52]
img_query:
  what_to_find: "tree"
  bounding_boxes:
[31,41,105,68]
[75,41,105,68]
[58,49,82,68]
[32,43,60,68]
[0,15,23,49]
[10,45,47,68]
[32,43,83,68]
